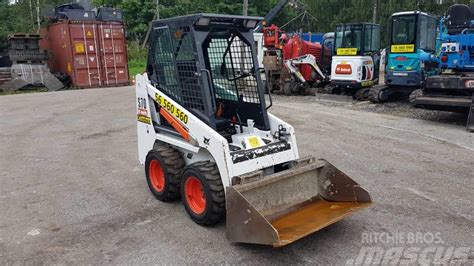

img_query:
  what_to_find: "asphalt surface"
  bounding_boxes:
[1,87,473,264]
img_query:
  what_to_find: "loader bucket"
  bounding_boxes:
[226,157,372,247]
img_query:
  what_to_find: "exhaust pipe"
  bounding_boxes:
[226,157,372,247]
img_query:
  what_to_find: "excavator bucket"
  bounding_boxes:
[226,157,372,247]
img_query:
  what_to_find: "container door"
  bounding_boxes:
[97,23,129,86]
[69,23,102,87]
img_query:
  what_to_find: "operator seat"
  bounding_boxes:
[447,4,472,35]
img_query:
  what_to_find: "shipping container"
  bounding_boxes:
[96,22,129,86]
[41,20,129,88]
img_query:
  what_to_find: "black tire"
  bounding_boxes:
[145,144,184,201]
[181,161,225,225]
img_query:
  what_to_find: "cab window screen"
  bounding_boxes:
[392,15,416,45]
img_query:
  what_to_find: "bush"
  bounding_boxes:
[127,41,147,79]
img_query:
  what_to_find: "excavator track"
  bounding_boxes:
[368,85,389,103]
[409,89,423,106]
[355,88,371,101]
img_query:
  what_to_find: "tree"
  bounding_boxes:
[302,0,472,46]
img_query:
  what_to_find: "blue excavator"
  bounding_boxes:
[411,4,474,131]
[369,11,438,103]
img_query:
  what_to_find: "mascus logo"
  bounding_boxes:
[336,64,352,75]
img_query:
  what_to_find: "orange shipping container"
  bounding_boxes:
[41,20,129,88]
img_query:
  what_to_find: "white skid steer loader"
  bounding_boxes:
[136,13,372,247]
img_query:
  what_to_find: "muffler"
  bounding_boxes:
[226,157,372,247]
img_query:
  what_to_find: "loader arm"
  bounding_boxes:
[284,54,327,83]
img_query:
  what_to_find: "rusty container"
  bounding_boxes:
[96,22,129,86]
[41,20,129,88]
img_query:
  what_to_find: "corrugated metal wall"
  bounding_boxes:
[42,20,129,88]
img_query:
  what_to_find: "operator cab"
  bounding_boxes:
[334,23,380,56]
[389,11,437,55]
[147,14,269,140]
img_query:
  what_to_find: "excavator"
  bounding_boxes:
[258,0,332,95]
[412,4,474,132]
[135,14,372,247]
[330,22,381,100]
[369,11,438,103]
[263,24,331,94]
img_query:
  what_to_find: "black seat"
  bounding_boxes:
[447,4,472,35]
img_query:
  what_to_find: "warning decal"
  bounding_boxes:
[75,43,85,53]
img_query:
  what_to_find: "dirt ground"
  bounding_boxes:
[0,87,472,264]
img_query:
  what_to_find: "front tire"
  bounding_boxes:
[145,145,184,201]
[181,162,225,225]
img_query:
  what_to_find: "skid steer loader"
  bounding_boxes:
[136,14,372,247]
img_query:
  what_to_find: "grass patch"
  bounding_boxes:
[128,58,146,79]
[127,41,147,80]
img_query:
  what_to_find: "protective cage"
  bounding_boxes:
[147,14,270,131]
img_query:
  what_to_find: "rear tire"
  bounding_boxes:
[145,144,184,201]
[181,161,225,225]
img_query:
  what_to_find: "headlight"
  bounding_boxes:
[196,17,210,26]
[245,20,258,29]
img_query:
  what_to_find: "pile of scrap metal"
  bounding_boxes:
[0,33,63,93]
[0,40,12,87]
[0,67,11,87]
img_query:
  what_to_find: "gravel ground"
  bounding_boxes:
[271,94,469,127]
[0,87,473,264]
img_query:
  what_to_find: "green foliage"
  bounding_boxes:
[127,41,147,78]
[0,0,72,49]
[0,1,34,48]
[90,0,301,44]
[302,0,473,46]
[2,0,473,51]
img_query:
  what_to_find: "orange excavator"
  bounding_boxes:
[262,24,331,94]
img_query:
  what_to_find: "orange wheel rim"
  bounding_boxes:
[149,160,165,192]
[184,176,206,215]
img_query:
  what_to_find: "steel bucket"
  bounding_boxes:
[226,157,372,247]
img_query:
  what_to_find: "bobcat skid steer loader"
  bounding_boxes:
[136,14,372,247]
